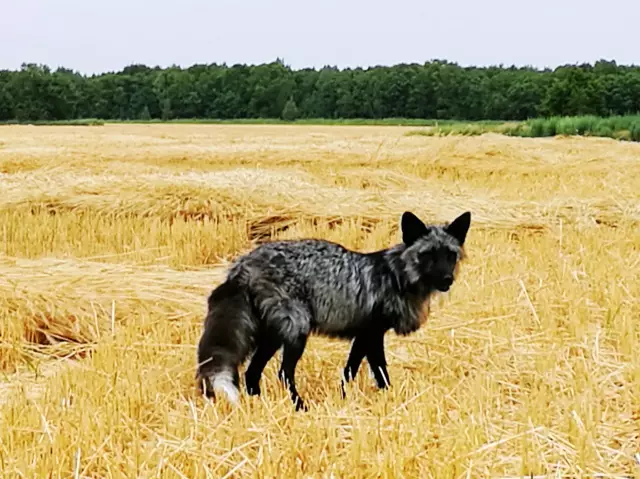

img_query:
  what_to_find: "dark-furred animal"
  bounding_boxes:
[196,210,472,410]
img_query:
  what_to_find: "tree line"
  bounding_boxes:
[1,59,639,122]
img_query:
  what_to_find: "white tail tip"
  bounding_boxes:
[210,371,240,404]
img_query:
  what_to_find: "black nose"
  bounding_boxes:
[443,275,453,285]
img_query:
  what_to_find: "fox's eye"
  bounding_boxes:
[446,250,457,262]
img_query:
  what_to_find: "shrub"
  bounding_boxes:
[629,121,640,142]
[281,99,300,122]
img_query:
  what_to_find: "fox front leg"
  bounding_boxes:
[341,335,368,397]
[365,331,391,389]
[341,330,390,396]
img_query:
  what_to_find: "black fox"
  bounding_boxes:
[196,210,471,410]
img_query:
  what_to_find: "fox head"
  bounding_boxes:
[399,211,471,293]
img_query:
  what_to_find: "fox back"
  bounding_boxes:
[227,210,471,340]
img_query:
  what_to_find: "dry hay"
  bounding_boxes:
[0,124,638,478]
[2,167,637,234]
[0,255,225,350]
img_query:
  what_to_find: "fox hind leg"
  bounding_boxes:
[245,333,282,396]
[260,297,312,411]
[278,333,309,411]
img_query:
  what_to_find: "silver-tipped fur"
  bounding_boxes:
[196,210,472,410]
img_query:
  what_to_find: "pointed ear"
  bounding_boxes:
[401,211,428,245]
[445,211,471,245]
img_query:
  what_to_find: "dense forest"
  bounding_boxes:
[1,59,639,122]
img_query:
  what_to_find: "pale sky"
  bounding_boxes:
[1,0,638,74]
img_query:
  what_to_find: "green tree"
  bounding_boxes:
[139,105,151,120]
[159,99,170,120]
[281,98,300,121]
[1,59,640,122]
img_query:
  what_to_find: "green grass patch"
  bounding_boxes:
[107,118,465,127]
[0,119,105,126]
[406,116,640,142]
[406,121,519,138]
[0,117,480,128]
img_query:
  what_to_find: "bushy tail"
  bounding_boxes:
[196,277,258,403]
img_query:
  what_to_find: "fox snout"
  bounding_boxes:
[435,274,454,292]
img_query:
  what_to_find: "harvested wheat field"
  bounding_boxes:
[0,124,639,478]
